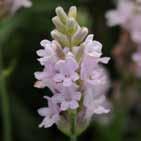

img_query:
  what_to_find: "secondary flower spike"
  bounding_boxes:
[34,6,111,136]
[106,0,141,77]
[106,0,141,45]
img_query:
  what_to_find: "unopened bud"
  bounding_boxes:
[72,27,88,46]
[68,6,77,19]
[52,16,66,33]
[52,40,65,59]
[66,17,78,36]
[51,30,70,47]
[55,7,68,24]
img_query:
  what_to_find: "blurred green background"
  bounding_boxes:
[0,0,141,141]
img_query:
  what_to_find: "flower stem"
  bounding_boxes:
[0,47,12,141]
[70,111,77,141]
[70,135,77,141]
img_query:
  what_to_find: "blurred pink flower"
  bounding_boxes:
[106,0,141,46]
[10,0,32,13]
[84,94,110,118]
[105,0,133,29]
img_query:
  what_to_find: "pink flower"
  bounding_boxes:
[34,58,56,89]
[35,6,111,129]
[83,35,110,63]
[38,96,60,128]
[34,69,63,93]
[54,53,79,87]
[81,35,110,85]
[52,85,81,111]
[81,64,110,90]
[37,40,58,66]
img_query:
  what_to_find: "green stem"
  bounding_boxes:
[70,135,77,141]
[70,111,77,141]
[0,47,12,141]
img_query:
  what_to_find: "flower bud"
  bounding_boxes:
[55,6,68,24]
[51,30,70,47]
[52,16,66,33]
[68,6,77,19]
[72,27,88,46]
[66,17,78,36]
[52,40,65,59]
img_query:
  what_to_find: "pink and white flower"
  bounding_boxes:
[54,54,79,87]
[35,6,111,129]
[38,96,60,128]
[52,86,81,111]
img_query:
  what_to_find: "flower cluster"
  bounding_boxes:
[106,0,141,77]
[35,6,110,132]
[0,0,32,17]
